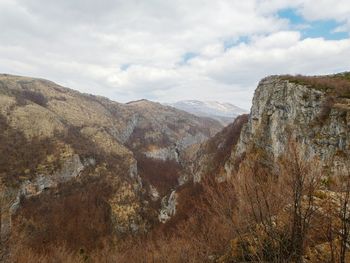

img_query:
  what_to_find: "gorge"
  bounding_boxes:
[0,72,349,262]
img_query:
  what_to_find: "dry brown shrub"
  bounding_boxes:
[21,90,48,107]
[11,176,114,253]
[9,243,82,263]
[0,114,60,185]
[283,74,350,98]
[136,154,181,196]
[282,74,350,124]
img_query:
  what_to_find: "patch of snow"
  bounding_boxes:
[165,100,248,125]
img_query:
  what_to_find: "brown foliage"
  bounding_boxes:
[0,114,60,185]
[317,96,336,123]
[283,74,350,98]
[1,116,132,256]
[283,74,350,125]
[8,140,349,262]
[227,141,349,262]
[21,90,48,107]
[136,154,181,196]
[108,177,238,263]
[9,244,83,263]
[203,114,249,175]
[11,176,114,253]
[127,127,172,150]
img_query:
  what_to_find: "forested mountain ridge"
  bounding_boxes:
[0,74,222,261]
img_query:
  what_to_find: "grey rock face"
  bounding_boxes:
[177,133,208,151]
[0,187,18,242]
[9,154,86,214]
[230,76,349,174]
[119,114,139,143]
[144,133,208,162]
[55,154,84,182]
[149,184,160,201]
[129,161,143,191]
[129,161,138,179]
[145,147,179,162]
[159,190,177,223]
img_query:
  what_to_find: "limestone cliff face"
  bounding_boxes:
[188,74,350,183]
[228,75,350,176]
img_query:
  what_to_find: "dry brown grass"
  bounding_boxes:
[283,74,350,98]
[9,244,83,263]
[282,74,350,125]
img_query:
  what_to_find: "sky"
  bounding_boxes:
[1,0,350,109]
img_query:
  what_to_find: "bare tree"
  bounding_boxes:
[231,140,322,262]
[280,141,322,263]
[336,167,350,263]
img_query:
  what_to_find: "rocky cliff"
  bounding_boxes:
[235,75,349,171]
[192,73,350,182]
[177,73,350,263]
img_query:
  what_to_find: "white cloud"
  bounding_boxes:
[0,0,349,109]
[258,0,350,32]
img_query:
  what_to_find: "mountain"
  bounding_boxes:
[0,74,223,259]
[166,100,247,125]
[1,73,350,262]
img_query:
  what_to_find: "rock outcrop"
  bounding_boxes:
[158,190,177,223]
[193,74,350,182]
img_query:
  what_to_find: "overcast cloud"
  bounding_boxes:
[0,0,350,109]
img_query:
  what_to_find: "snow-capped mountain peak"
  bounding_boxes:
[165,100,248,126]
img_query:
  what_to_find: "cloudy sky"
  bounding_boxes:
[1,0,350,109]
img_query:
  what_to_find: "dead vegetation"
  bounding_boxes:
[136,153,181,196]
[193,114,249,179]
[282,74,350,124]
[283,73,350,99]
[205,114,249,173]
[11,176,114,252]
[2,101,348,262]
[2,74,349,262]
[0,114,60,186]
[7,140,350,262]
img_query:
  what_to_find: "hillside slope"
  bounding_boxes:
[0,74,222,255]
[1,72,349,262]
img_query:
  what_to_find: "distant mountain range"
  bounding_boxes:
[166,100,248,125]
